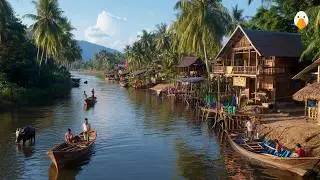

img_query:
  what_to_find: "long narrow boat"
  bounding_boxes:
[227,132,320,177]
[47,130,97,169]
[84,96,97,109]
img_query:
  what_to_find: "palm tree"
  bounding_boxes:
[300,6,320,61]
[25,0,67,66]
[230,5,244,33]
[0,0,13,43]
[173,0,231,74]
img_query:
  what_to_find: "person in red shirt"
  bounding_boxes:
[295,143,306,157]
[275,139,281,152]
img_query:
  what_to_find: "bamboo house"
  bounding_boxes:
[212,25,302,108]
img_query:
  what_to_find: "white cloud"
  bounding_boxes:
[84,10,127,50]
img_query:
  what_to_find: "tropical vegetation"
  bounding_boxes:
[0,0,81,107]
[81,50,122,71]
[121,0,320,80]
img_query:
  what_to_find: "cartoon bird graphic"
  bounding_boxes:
[294,11,309,30]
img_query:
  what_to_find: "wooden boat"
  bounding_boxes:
[227,132,320,177]
[84,96,97,108]
[47,130,97,169]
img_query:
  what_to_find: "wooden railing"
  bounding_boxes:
[232,66,257,74]
[263,67,287,75]
[307,107,317,120]
[212,66,289,75]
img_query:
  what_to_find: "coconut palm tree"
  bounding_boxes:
[0,0,13,43]
[25,0,67,66]
[173,0,231,74]
[300,6,320,61]
[230,5,245,33]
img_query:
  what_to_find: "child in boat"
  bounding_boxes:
[295,143,306,157]
[82,118,91,141]
[65,128,73,143]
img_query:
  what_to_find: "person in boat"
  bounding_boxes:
[91,88,95,98]
[82,118,91,141]
[295,143,306,157]
[83,91,88,99]
[246,119,253,141]
[65,128,73,143]
[275,139,282,152]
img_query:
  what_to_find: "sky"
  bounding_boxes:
[9,0,261,51]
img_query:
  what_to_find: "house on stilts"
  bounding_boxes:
[211,25,302,109]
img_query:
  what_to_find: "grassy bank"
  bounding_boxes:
[0,80,72,110]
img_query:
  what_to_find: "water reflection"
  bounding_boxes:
[16,144,35,158]
[48,145,94,180]
[175,140,228,179]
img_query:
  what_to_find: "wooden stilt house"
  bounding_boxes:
[212,25,302,107]
[176,56,206,77]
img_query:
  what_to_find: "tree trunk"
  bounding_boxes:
[37,47,40,62]
[39,49,45,76]
[202,39,210,74]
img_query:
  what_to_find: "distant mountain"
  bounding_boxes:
[77,40,119,61]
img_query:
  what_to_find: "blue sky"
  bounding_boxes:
[10,0,261,51]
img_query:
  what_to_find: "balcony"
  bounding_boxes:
[212,66,257,75]
[212,66,288,75]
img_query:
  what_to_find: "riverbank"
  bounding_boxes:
[257,120,320,156]
[0,81,72,110]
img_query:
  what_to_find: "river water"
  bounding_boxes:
[0,72,303,180]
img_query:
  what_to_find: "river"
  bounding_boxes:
[0,72,303,180]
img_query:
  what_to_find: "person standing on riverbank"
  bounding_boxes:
[246,119,253,141]
[82,118,91,141]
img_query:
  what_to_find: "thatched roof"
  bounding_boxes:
[292,59,320,80]
[293,82,320,101]
[216,25,302,59]
[176,56,203,68]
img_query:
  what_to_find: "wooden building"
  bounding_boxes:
[212,25,302,107]
[293,59,320,121]
[176,56,206,77]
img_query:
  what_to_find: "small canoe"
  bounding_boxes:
[84,97,97,108]
[47,130,97,169]
[227,132,320,177]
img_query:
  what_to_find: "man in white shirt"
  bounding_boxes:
[82,118,91,141]
[246,119,253,141]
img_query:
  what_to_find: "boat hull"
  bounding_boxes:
[47,131,97,169]
[227,133,320,176]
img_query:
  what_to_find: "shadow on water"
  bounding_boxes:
[48,148,95,180]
